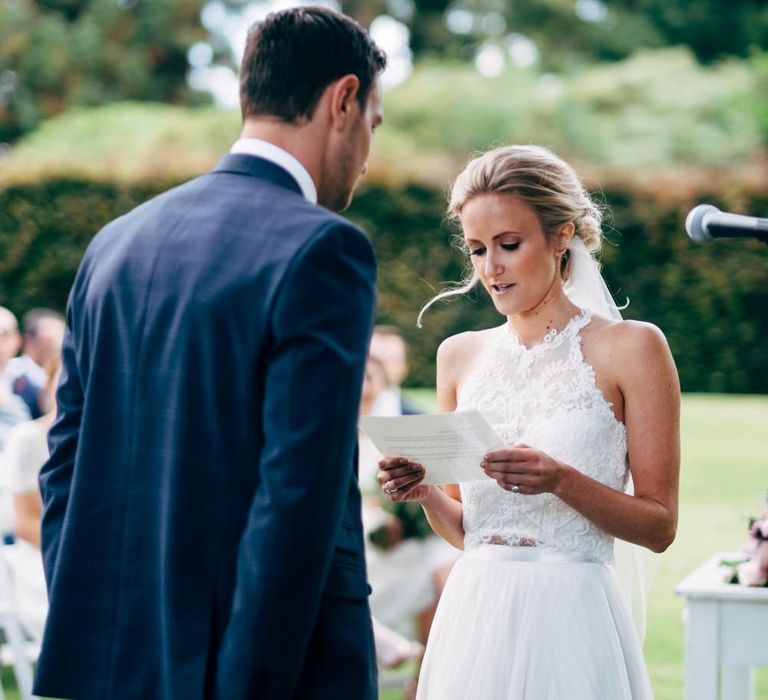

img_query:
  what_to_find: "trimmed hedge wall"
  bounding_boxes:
[1,175,767,392]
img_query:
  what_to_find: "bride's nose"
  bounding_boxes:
[484,248,504,277]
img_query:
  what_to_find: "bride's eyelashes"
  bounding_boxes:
[468,242,521,257]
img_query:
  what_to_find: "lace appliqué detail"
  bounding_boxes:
[457,310,628,563]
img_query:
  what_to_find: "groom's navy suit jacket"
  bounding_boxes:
[35,154,378,700]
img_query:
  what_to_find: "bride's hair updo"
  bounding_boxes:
[417,145,604,327]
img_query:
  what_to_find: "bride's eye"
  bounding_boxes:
[500,242,520,251]
[468,247,486,257]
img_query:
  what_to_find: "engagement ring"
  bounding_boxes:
[510,483,521,493]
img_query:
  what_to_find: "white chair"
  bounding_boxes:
[0,543,38,700]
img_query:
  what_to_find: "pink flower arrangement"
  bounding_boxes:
[737,498,768,586]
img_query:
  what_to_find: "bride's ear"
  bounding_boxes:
[554,222,575,257]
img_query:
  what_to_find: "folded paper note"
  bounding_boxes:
[360,410,504,485]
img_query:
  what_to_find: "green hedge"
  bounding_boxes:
[0,178,171,309]
[1,174,766,392]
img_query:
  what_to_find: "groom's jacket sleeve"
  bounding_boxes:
[215,220,377,699]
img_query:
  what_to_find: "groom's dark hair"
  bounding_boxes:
[240,6,387,123]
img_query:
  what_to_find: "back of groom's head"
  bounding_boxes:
[240,6,387,123]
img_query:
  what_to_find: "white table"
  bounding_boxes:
[676,552,768,700]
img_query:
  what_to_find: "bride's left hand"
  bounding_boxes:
[481,444,564,495]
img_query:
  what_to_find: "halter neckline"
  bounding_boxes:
[500,308,592,353]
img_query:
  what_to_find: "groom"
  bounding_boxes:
[35,7,386,700]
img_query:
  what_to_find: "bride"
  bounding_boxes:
[377,145,680,699]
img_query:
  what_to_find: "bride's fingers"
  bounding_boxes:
[378,456,411,470]
[482,464,529,479]
[484,469,535,488]
[383,470,425,494]
[389,482,424,501]
[483,456,541,473]
[377,463,423,482]
[483,448,529,464]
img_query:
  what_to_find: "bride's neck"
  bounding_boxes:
[506,288,579,349]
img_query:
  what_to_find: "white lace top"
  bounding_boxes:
[457,309,628,563]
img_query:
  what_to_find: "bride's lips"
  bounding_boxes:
[490,283,515,296]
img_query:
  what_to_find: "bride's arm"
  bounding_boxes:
[377,333,470,550]
[417,487,464,549]
[483,321,680,553]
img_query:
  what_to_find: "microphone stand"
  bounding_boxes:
[706,225,768,245]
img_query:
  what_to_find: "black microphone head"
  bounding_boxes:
[686,204,720,243]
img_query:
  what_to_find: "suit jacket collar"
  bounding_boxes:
[212,154,305,199]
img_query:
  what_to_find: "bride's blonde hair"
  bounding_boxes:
[417,145,604,327]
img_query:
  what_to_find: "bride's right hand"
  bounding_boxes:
[377,456,432,502]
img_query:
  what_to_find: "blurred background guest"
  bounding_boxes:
[4,352,62,640]
[370,325,420,416]
[7,308,65,419]
[0,307,31,542]
[0,307,29,437]
[0,307,22,388]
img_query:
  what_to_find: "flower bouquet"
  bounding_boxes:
[719,494,768,587]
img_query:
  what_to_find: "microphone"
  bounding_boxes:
[686,204,768,244]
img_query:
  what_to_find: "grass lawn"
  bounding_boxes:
[0,666,21,700]
[380,391,768,700]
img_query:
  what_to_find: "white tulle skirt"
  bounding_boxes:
[416,545,654,700]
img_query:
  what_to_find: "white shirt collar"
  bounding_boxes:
[230,138,317,204]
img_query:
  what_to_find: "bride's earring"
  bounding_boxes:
[556,249,569,280]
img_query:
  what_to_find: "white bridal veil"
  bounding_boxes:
[564,235,658,643]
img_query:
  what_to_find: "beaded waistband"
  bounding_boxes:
[464,543,605,564]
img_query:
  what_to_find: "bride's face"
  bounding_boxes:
[461,193,561,317]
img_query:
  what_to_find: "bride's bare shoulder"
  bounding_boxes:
[436,327,500,393]
[601,317,667,347]
[437,327,498,368]
[586,315,673,367]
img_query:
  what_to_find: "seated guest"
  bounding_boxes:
[0,307,30,540]
[7,308,65,419]
[369,325,420,416]
[4,355,61,639]
[0,307,22,385]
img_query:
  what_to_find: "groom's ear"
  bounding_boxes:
[328,74,361,132]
